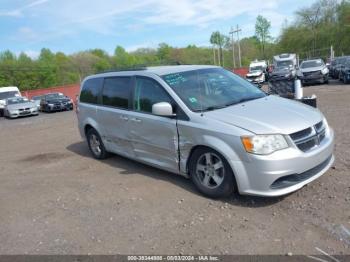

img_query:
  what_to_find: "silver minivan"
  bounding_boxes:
[77,65,334,198]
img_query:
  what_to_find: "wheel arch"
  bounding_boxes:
[183,135,242,182]
[185,143,239,193]
[82,117,103,139]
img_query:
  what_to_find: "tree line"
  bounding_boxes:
[0,0,349,91]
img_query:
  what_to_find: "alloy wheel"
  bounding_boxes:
[195,152,225,189]
[89,134,102,156]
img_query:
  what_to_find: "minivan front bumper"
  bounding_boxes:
[231,128,334,197]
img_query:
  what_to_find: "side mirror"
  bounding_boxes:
[152,102,174,117]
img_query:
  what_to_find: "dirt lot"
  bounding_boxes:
[0,81,349,255]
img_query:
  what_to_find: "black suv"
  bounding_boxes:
[40,93,73,112]
[339,57,350,84]
[329,58,339,79]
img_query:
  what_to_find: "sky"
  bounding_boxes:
[0,0,315,58]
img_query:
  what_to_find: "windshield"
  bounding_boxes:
[45,93,66,100]
[276,61,293,68]
[0,91,19,100]
[162,68,266,112]
[301,60,324,68]
[250,66,263,72]
[7,97,29,105]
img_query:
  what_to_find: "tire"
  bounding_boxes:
[86,128,110,160]
[189,147,235,198]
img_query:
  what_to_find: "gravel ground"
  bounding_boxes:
[0,80,349,255]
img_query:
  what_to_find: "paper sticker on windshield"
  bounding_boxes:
[189,97,197,103]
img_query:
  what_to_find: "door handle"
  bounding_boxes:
[120,115,128,121]
[131,118,141,123]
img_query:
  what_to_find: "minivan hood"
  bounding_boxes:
[204,95,323,135]
[301,66,324,73]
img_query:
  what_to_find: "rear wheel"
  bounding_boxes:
[86,128,110,159]
[189,147,235,198]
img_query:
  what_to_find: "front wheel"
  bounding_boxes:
[189,148,235,198]
[86,128,110,159]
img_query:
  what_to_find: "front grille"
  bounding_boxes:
[268,80,295,98]
[290,121,326,152]
[290,127,313,141]
[270,155,332,189]
[303,70,321,77]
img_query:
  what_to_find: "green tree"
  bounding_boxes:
[210,31,229,66]
[255,15,271,59]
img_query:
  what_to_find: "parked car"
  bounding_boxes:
[333,56,348,79]
[338,56,350,84]
[298,58,329,85]
[77,65,334,198]
[329,58,339,78]
[31,95,42,111]
[269,54,297,81]
[40,93,74,112]
[4,96,38,119]
[246,60,268,85]
[0,86,21,117]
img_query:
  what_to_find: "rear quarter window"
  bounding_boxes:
[80,78,103,104]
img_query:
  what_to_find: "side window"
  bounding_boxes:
[134,77,172,113]
[80,78,102,104]
[102,77,131,109]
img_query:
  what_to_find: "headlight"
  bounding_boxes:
[241,134,289,155]
[321,67,329,75]
[48,103,54,107]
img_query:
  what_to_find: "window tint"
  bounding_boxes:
[102,77,131,109]
[80,78,102,104]
[134,77,172,113]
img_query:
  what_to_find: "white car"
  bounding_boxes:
[246,60,267,85]
[4,97,39,119]
[0,86,21,117]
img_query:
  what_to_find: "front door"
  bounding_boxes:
[129,76,179,173]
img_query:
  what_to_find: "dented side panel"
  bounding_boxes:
[177,118,253,177]
[128,110,180,174]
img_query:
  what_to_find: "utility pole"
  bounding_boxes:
[213,46,216,65]
[216,34,221,66]
[229,26,236,69]
[232,25,242,68]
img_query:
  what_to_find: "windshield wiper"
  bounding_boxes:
[196,96,264,112]
[226,96,264,106]
[201,105,227,112]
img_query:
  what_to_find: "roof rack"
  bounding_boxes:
[96,66,148,74]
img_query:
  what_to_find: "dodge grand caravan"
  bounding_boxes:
[77,65,334,198]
